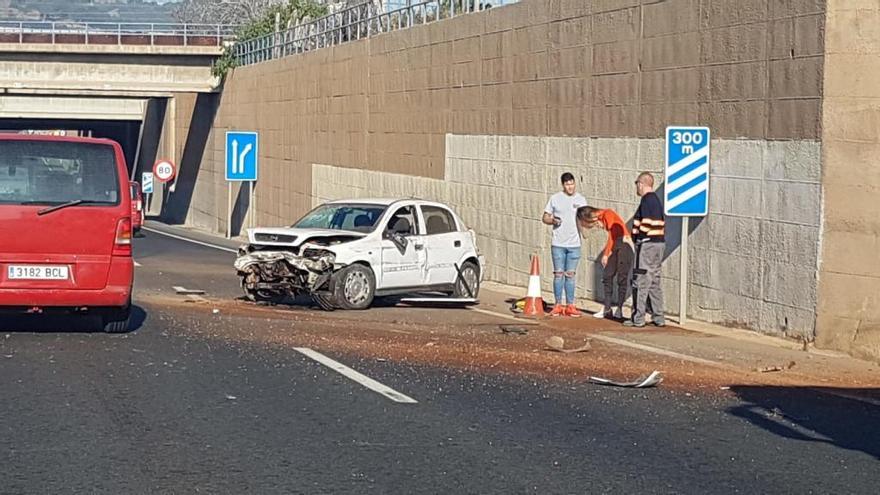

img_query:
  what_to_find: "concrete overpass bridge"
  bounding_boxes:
[0,22,235,201]
[0,21,231,95]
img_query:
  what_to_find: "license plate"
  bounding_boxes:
[7,265,69,280]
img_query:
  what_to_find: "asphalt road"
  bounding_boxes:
[1,229,877,494]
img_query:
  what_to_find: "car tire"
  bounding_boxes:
[102,303,132,333]
[453,261,481,299]
[312,294,337,311]
[333,264,375,310]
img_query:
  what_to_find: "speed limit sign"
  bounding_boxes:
[153,159,176,183]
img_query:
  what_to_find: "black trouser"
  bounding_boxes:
[602,239,634,310]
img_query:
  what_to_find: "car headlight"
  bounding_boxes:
[302,248,335,261]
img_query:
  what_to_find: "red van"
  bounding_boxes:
[0,135,134,332]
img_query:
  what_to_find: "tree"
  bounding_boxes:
[206,0,330,77]
[173,0,289,25]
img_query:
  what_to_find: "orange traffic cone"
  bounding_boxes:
[522,254,545,317]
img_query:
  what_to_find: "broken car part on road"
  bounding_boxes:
[588,371,664,388]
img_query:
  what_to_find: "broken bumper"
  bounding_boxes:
[234,249,336,293]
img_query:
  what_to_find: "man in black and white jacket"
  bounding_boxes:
[625,172,667,328]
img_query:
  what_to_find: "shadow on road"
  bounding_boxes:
[728,386,880,460]
[0,305,148,334]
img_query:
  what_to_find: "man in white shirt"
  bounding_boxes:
[542,172,588,317]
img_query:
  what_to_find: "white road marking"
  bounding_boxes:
[589,334,724,368]
[469,307,726,367]
[134,261,142,267]
[294,347,418,404]
[142,226,238,254]
[173,286,205,295]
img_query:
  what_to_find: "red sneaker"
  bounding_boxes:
[566,305,583,318]
[550,304,566,317]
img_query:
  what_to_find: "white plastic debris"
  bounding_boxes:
[588,370,664,388]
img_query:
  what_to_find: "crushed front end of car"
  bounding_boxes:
[234,245,338,306]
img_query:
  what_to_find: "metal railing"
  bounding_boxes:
[0,21,238,47]
[235,0,520,66]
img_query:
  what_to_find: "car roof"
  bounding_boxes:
[0,134,118,145]
[326,198,398,206]
[324,198,455,209]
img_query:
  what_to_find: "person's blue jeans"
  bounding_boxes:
[551,246,581,305]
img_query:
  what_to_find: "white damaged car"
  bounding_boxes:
[234,199,484,310]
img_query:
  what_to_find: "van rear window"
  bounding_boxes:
[0,140,120,206]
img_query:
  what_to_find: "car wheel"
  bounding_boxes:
[102,303,132,333]
[453,261,480,299]
[312,294,337,311]
[333,264,375,310]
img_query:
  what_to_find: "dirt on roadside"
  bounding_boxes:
[140,293,880,397]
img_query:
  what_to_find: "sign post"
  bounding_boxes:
[152,159,176,218]
[153,159,176,183]
[141,172,154,215]
[225,131,259,239]
[664,126,710,326]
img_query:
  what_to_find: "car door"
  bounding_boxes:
[420,204,467,286]
[379,205,427,289]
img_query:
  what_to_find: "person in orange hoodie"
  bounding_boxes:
[576,206,634,320]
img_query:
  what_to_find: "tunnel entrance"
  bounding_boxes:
[0,119,142,173]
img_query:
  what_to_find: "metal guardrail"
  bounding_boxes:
[235,0,520,66]
[0,22,238,47]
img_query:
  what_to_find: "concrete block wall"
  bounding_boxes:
[190,0,825,235]
[816,0,880,361]
[313,133,821,338]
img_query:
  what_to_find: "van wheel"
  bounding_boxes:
[333,264,375,310]
[453,261,480,299]
[103,304,131,333]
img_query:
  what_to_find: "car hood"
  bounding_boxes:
[247,227,367,248]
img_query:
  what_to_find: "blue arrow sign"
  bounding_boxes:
[665,126,710,217]
[226,131,258,182]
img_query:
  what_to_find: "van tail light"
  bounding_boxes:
[113,217,132,256]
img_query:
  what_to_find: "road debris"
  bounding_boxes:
[544,336,592,353]
[510,297,551,314]
[757,361,796,373]
[225,394,237,400]
[500,325,530,335]
[588,370,664,388]
[173,286,206,295]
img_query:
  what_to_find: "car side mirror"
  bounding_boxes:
[389,231,409,253]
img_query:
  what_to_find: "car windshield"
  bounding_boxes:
[0,140,120,206]
[293,203,387,233]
